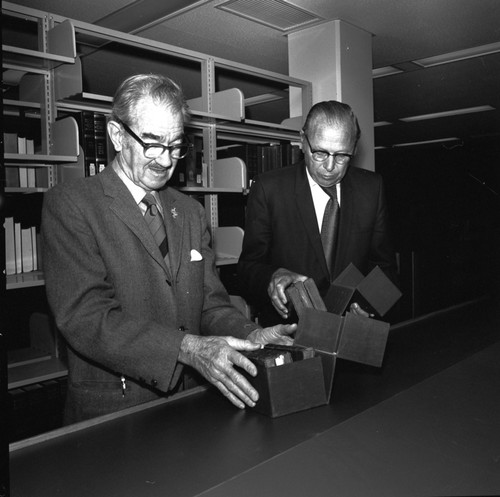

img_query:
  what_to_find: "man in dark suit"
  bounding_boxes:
[42,74,295,423]
[238,100,398,326]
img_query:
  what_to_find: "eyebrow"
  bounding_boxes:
[139,130,184,144]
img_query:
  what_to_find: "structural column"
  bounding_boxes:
[288,20,374,171]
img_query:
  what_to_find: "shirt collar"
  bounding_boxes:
[112,162,154,205]
[305,166,341,198]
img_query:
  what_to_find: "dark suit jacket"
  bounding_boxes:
[238,162,398,325]
[42,165,259,423]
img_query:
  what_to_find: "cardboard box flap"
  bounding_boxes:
[295,308,342,354]
[324,264,402,317]
[337,312,390,367]
[333,262,364,287]
[295,308,342,403]
[357,266,402,317]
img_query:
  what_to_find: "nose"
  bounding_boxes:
[322,155,336,172]
[153,149,173,168]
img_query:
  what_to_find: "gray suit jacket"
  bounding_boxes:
[42,165,259,422]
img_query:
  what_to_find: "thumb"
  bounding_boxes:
[225,336,263,351]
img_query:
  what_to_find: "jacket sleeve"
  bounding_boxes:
[237,178,278,307]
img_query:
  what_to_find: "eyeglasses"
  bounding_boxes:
[303,133,353,165]
[118,119,193,160]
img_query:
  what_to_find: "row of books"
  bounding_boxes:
[5,166,49,189]
[4,217,42,275]
[171,139,303,189]
[58,110,110,177]
[218,142,303,184]
[3,133,36,155]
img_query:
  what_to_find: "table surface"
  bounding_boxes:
[9,301,500,497]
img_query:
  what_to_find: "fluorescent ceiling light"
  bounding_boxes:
[400,105,495,122]
[393,137,460,147]
[374,121,392,127]
[414,41,500,67]
[372,66,403,78]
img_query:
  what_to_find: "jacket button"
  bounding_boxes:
[151,379,158,387]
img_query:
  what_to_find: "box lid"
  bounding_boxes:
[324,263,402,317]
[295,308,390,402]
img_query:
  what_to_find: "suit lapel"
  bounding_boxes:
[294,164,330,278]
[100,166,172,280]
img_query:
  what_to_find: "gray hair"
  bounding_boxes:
[111,73,190,125]
[302,100,360,146]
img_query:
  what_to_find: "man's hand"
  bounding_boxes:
[247,323,297,347]
[350,302,375,318]
[178,334,262,409]
[268,268,308,319]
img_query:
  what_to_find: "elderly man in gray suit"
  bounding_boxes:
[42,74,295,424]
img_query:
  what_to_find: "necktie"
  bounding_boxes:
[142,192,168,258]
[320,185,340,278]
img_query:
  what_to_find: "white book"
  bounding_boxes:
[21,227,34,272]
[17,136,27,154]
[27,167,36,188]
[31,226,38,270]
[26,138,35,155]
[19,167,28,188]
[14,222,22,273]
[4,217,16,275]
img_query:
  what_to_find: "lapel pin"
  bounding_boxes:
[171,207,178,219]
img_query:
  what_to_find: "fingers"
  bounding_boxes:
[211,360,259,409]
[178,335,259,409]
[268,269,309,319]
[248,323,297,346]
[350,302,374,318]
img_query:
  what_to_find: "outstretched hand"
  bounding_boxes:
[268,268,308,319]
[247,323,296,346]
[178,334,262,409]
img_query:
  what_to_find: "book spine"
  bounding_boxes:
[78,111,96,177]
[93,112,108,173]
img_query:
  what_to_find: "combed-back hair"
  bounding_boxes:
[111,73,190,125]
[302,100,360,146]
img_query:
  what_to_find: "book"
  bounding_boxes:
[93,112,108,173]
[74,111,97,176]
[21,227,34,272]
[27,167,36,188]
[5,167,20,187]
[14,222,22,274]
[17,136,27,154]
[3,132,18,153]
[4,217,16,275]
[31,226,38,271]
[19,167,28,188]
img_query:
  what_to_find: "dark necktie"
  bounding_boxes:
[142,192,168,258]
[320,185,340,278]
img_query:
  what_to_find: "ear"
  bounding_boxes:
[107,120,123,153]
[299,129,306,151]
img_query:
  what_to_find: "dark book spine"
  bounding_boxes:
[77,111,96,177]
[93,112,108,173]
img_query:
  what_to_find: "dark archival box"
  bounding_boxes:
[243,266,401,417]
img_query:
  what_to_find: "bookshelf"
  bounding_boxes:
[1,2,312,399]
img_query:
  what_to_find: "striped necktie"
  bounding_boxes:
[142,192,168,258]
[320,185,340,279]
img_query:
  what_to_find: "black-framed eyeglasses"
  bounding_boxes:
[118,119,193,160]
[303,133,353,165]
